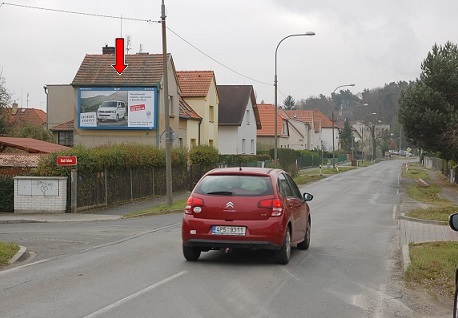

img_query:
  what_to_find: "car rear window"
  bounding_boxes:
[195,175,273,196]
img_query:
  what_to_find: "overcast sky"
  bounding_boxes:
[1,0,457,112]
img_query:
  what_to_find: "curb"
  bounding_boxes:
[402,243,410,271]
[8,245,27,265]
[399,213,448,226]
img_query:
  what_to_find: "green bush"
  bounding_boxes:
[219,154,258,166]
[34,144,188,176]
[189,145,219,166]
[0,176,14,212]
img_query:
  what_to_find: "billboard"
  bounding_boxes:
[78,87,158,130]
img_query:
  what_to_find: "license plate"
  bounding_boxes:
[212,226,246,236]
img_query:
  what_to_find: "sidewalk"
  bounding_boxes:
[398,168,458,270]
[0,191,191,224]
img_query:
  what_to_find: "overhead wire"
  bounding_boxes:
[0,2,272,89]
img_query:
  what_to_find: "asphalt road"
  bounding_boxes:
[0,159,451,317]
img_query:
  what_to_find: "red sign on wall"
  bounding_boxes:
[57,156,77,166]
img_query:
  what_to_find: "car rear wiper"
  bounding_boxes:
[206,191,233,195]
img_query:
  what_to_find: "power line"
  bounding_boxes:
[166,27,270,86]
[0,2,271,88]
[0,2,159,23]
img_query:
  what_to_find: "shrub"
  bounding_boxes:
[34,144,188,176]
[0,176,14,212]
[189,145,219,166]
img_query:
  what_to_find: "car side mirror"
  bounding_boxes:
[303,193,313,201]
[450,213,458,231]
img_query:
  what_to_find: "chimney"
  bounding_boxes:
[102,44,115,55]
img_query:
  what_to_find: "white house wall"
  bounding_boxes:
[218,126,238,154]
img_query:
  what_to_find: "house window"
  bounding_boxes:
[242,139,246,154]
[246,109,250,125]
[191,139,197,147]
[209,105,214,123]
[178,137,183,148]
[282,121,287,135]
[57,131,73,147]
[251,139,254,154]
[209,139,214,147]
[168,95,174,116]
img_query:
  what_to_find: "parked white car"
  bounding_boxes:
[96,100,127,121]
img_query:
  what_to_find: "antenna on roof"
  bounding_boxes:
[126,35,131,54]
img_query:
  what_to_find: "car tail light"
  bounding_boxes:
[185,196,204,214]
[258,199,283,217]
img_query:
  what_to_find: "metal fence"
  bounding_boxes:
[422,156,456,184]
[72,164,213,211]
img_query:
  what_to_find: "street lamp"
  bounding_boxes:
[361,112,376,164]
[331,84,355,169]
[274,32,315,166]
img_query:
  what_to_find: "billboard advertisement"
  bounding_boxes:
[78,87,158,130]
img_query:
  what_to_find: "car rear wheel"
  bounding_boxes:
[183,245,201,261]
[274,227,291,265]
[297,218,311,250]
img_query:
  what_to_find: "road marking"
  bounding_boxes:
[0,259,50,276]
[84,271,186,318]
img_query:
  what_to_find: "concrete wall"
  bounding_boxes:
[14,176,67,213]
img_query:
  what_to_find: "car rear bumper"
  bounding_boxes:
[184,239,281,250]
[182,215,286,249]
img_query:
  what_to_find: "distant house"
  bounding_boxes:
[256,104,290,149]
[283,109,339,151]
[217,85,261,155]
[47,47,183,148]
[177,71,219,148]
[8,105,47,130]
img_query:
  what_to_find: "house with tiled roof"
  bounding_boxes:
[217,85,261,155]
[8,105,47,130]
[256,104,291,149]
[283,109,340,151]
[47,46,183,148]
[177,71,219,148]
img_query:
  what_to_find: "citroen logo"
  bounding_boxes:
[225,202,234,209]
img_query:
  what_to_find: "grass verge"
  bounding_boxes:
[0,242,20,266]
[123,198,188,218]
[402,163,458,306]
[405,241,458,303]
[406,205,458,222]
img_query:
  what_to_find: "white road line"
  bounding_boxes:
[0,259,50,276]
[84,271,187,318]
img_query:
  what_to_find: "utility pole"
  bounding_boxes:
[161,0,172,205]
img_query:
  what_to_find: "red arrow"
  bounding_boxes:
[112,38,128,75]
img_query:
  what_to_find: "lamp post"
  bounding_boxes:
[361,112,376,164]
[331,84,355,169]
[274,32,315,166]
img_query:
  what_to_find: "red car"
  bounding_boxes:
[182,167,313,264]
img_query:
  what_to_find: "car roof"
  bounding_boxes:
[205,167,283,176]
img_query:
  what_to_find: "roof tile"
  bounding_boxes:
[72,54,168,86]
[177,71,215,97]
